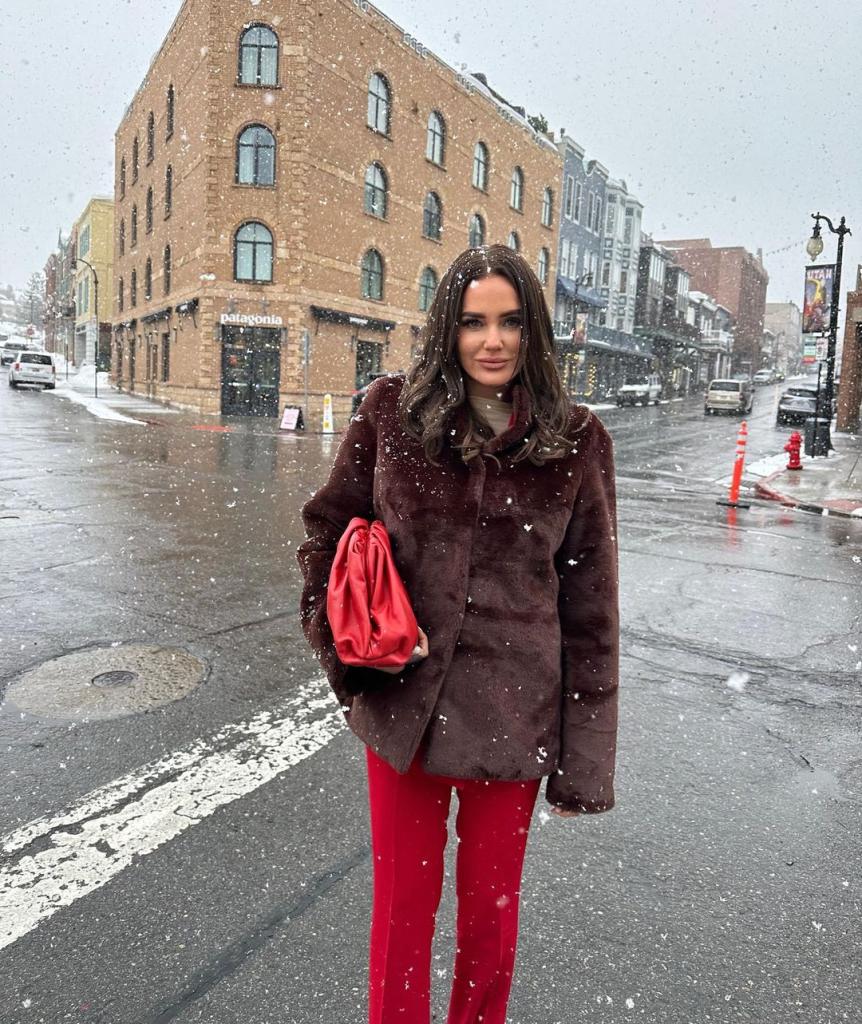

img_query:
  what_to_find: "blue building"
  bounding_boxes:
[553,132,652,402]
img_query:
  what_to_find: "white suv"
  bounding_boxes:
[8,351,57,390]
[616,374,662,407]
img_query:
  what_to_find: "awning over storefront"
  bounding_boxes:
[141,306,173,323]
[556,278,606,309]
[311,305,396,333]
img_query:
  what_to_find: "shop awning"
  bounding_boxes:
[311,305,396,333]
[556,277,606,309]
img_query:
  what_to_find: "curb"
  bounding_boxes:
[754,469,862,520]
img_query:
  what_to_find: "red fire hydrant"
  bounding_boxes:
[785,431,803,471]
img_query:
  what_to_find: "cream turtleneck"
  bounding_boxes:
[467,392,514,436]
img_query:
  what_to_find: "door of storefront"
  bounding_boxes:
[128,338,136,390]
[221,326,281,417]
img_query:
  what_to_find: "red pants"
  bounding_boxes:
[365,743,541,1024]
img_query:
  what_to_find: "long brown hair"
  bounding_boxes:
[398,244,588,465]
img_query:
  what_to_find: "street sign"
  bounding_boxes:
[802,338,817,365]
[815,337,828,362]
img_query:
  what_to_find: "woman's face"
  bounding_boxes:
[456,273,523,400]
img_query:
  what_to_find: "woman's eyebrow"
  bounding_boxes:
[460,308,523,318]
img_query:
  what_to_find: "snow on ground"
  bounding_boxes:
[45,367,144,425]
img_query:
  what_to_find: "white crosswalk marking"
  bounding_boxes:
[0,678,344,951]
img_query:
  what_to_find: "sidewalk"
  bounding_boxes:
[47,363,182,425]
[746,429,862,519]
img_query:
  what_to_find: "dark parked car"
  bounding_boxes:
[776,385,836,425]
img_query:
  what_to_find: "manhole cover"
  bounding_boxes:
[3,644,207,721]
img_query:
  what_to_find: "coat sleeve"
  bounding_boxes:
[296,379,390,708]
[547,418,619,814]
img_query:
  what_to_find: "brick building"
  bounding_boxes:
[111,0,561,424]
[657,238,768,375]
[836,266,862,433]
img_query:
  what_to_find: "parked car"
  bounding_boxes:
[1,339,36,366]
[8,351,57,389]
[704,378,754,415]
[616,374,662,407]
[776,385,836,425]
[753,369,775,385]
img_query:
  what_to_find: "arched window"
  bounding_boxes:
[472,142,488,191]
[130,205,138,247]
[426,111,445,165]
[130,269,137,307]
[164,165,173,217]
[146,111,155,164]
[144,257,152,301]
[419,266,438,312]
[537,247,549,285]
[367,72,391,134]
[166,84,175,139]
[234,221,273,282]
[163,245,172,295]
[363,163,388,218]
[507,231,520,252]
[510,167,524,212]
[119,219,125,256]
[118,277,124,313]
[542,187,553,227]
[361,249,384,300]
[468,213,485,248]
[146,187,154,233]
[132,136,139,182]
[236,124,276,185]
[238,24,279,85]
[422,192,442,240]
[120,157,126,199]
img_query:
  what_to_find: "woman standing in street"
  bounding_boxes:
[297,244,619,1024]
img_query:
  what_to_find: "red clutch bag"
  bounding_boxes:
[327,517,419,669]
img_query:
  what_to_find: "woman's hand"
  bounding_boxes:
[549,806,582,818]
[376,627,429,675]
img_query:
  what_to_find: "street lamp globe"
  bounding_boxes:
[806,232,824,260]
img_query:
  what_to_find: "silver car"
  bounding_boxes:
[704,378,754,415]
[8,351,57,389]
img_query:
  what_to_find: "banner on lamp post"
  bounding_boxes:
[802,264,834,334]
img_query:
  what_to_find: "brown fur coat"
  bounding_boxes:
[297,374,619,813]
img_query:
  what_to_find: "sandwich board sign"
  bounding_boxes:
[280,406,304,431]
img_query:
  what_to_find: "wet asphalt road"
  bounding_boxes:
[1,381,860,1024]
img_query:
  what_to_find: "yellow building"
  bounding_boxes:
[73,197,115,366]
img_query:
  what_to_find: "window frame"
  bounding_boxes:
[472,141,489,191]
[426,110,446,166]
[468,212,485,248]
[422,191,442,240]
[236,123,276,187]
[361,248,384,301]
[363,162,388,219]
[164,165,173,218]
[166,84,175,140]
[541,187,553,227]
[163,244,172,296]
[367,72,391,136]
[510,166,524,212]
[233,220,274,283]
[146,111,155,165]
[237,23,280,87]
[537,247,549,285]
[419,266,438,312]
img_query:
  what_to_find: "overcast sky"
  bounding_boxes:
[1,0,859,314]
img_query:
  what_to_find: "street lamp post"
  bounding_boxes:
[806,212,852,454]
[71,257,100,398]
